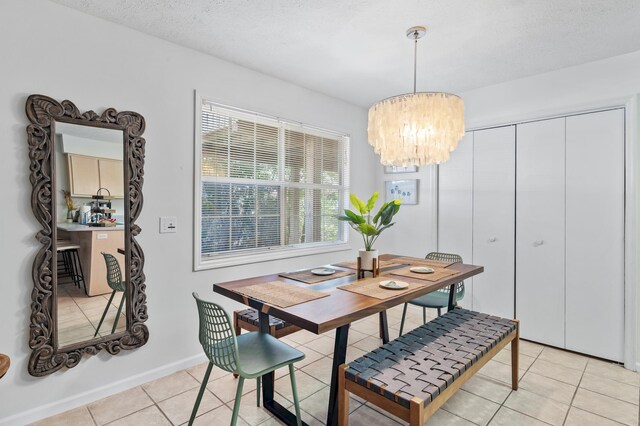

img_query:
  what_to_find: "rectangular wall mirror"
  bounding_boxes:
[26,95,148,376]
[55,122,127,347]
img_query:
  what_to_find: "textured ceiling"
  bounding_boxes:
[50,0,640,107]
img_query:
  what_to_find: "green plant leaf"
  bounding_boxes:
[376,222,395,234]
[358,223,378,236]
[337,215,351,221]
[373,201,389,224]
[350,194,367,214]
[344,209,365,224]
[380,203,396,225]
[365,192,379,212]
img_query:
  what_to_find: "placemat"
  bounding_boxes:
[391,256,457,268]
[332,260,404,270]
[236,281,329,308]
[390,266,460,282]
[336,278,424,300]
[279,269,354,284]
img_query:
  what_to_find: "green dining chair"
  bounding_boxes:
[94,252,126,337]
[190,293,305,426]
[399,252,465,336]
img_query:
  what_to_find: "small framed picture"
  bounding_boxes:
[385,179,418,205]
[384,165,418,174]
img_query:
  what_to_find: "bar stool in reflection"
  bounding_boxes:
[56,240,87,295]
[94,252,126,337]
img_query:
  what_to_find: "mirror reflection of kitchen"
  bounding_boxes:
[54,122,128,348]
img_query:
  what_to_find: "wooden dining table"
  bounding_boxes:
[213,254,484,426]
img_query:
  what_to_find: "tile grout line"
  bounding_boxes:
[560,358,588,426]
[85,404,98,426]
[95,387,155,425]
[484,344,545,425]
[138,386,175,426]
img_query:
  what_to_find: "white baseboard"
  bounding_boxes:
[0,353,208,426]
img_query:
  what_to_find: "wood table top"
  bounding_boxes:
[213,254,483,334]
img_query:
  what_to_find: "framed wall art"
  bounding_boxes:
[385,179,418,205]
[384,165,418,174]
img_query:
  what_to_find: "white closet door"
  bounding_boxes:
[516,118,565,347]
[473,126,515,319]
[438,132,474,309]
[565,109,624,361]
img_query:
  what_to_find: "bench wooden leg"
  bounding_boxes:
[338,365,349,425]
[511,320,520,390]
[409,397,424,426]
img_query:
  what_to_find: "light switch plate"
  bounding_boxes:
[160,216,177,233]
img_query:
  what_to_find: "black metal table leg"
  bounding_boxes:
[379,311,389,344]
[326,324,350,426]
[447,283,456,311]
[258,311,309,426]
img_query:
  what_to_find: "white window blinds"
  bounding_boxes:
[196,98,350,268]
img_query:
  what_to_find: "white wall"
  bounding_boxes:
[372,167,438,258]
[0,1,374,424]
[377,49,640,370]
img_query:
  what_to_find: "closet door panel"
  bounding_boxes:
[473,126,515,319]
[516,118,565,347]
[565,109,624,361]
[438,132,474,309]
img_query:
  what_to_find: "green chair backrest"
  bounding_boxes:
[101,252,126,292]
[426,252,465,299]
[192,292,240,374]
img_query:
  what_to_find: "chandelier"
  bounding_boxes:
[368,26,465,166]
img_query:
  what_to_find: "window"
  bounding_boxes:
[194,97,350,269]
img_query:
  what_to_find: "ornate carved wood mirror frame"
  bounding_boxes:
[26,94,148,376]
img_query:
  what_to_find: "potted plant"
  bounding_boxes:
[339,192,402,270]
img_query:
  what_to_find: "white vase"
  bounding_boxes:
[359,249,379,271]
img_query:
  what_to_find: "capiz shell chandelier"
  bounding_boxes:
[368,26,465,167]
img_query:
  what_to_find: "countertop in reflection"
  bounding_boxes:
[57,223,125,232]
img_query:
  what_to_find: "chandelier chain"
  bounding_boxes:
[413,35,418,94]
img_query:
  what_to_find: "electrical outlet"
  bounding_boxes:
[160,216,177,233]
[96,233,108,240]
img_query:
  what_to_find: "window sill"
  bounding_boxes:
[194,242,351,271]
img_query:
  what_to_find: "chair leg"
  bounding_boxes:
[188,362,214,425]
[233,313,240,379]
[66,251,80,288]
[72,249,87,295]
[437,307,442,317]
[111,291,125,334]
[231,376,245,426]
[399,303,408,336]
[94,290,116,337]
[422,307,426,324]
[256,376,261,407]
[288,364,302,426]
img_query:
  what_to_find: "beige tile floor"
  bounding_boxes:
[35,304,639,425]
[58,282,126,347]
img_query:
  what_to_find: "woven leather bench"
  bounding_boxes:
[338,308,519,425]
[233,308,300,339]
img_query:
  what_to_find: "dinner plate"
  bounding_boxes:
[410,266,434,274]
[311,268,336,276]
[379,280,409,290]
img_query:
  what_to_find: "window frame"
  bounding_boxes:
[193,93,351,270]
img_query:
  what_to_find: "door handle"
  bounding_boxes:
[488,236,497,243]
[532,240,544,247]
